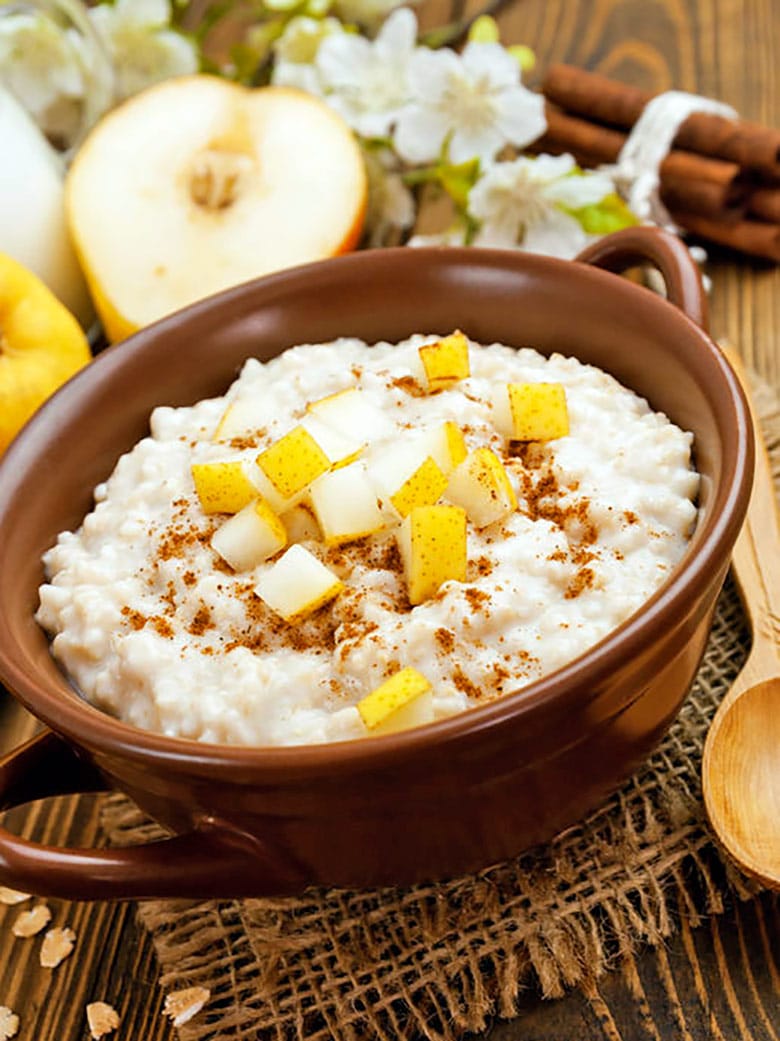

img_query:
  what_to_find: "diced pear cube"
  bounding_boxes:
[370,442,448,517]
[210,498,287,571]
[357,666,433,733]
[390,457,449,518]
[310,461,386,545]
[300,414,363,469]
[417,422,468,475]
[281,502,321,543]
[397,504,467,605]
[507,382,569,441]
[446,448,518,528]
[254,544,343,622]
[418,331,470,392]
[306,386,393,443]
[256,426,330,500]
[191,460,260,515]
[212,398,266,442]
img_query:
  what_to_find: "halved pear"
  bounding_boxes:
[211,497,287,571]
[357,666,434,734]
[254,544,343,622]
[66,77,367,342]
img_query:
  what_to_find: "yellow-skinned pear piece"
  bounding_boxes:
[357,667,433,733]
[210,497,287,571]
[191,460,259,514]
[254,544,343,622]
[301,414,363,469]
[445,448,517,528]
[390,456,448,518]
[310,461,386,545]
[397,504,467,605]
[256,425,330,499]
[417,421,468,474]
[212,398,267,442]
[418,331,470,392]
[306,386,393,443]
[507,382,569,441]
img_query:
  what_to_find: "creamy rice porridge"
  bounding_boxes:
[36,333,699,746]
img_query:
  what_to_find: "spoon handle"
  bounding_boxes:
[723,348,780,693]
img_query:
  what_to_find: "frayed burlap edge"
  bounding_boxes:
[100,373,777,1041]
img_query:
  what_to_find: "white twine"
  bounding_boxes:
[602,90,738,231]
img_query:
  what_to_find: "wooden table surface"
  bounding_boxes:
[1,0,779,1037]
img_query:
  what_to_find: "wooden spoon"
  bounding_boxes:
[702,349,780,890]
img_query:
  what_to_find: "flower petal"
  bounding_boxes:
[494,87,547,149]
[461,41,519,88]
[393,103,449,162]
[374,6,417,62]
[449,122,504,164]
[406,46,462,104]
[545,169,616,208]
[522,207,588,258]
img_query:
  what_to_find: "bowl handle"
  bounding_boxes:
[0,730,306,901]
[575,226,708,331]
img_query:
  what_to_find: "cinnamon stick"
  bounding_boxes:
[537,106,749,220]
[669,211,780,263]
[542,64,780,179]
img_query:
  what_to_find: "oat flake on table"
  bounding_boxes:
[0,1007,19,1041]
[86,1001,120,1039]
[0,888,30,907]
[40,926,76,968]
[12,904,51,937]
[163,986,210,1027]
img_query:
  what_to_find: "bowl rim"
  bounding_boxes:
[0,245,753,776]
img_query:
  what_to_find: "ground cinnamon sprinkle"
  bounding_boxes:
[565,567,595,600]
[150,616,174,638]
[623,510,639,525]
[121,606,146,631]
[187,604,213,636]
[464,588,490,613]
[452,666,482,700]
[390,375,426,397]
[435,627,455,653]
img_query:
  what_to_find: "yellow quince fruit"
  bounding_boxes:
[0,252,91,455]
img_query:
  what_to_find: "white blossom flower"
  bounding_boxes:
[468,153,616,259]
[363,150,416,246]
[271,16,345,94]
[0,12,84,125]
[313,7,417,139]
[394,41,546,165]
[88,0,198,102]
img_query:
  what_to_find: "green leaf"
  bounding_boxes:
[563,193,638,235]
[439,158,481,210]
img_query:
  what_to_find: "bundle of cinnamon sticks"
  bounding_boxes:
[536,64,780,262]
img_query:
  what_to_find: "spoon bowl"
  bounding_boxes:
[702,350,780,890]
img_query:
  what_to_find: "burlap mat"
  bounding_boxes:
[101,375,778,1041]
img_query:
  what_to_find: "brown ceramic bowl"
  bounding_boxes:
[0,228,752,901]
